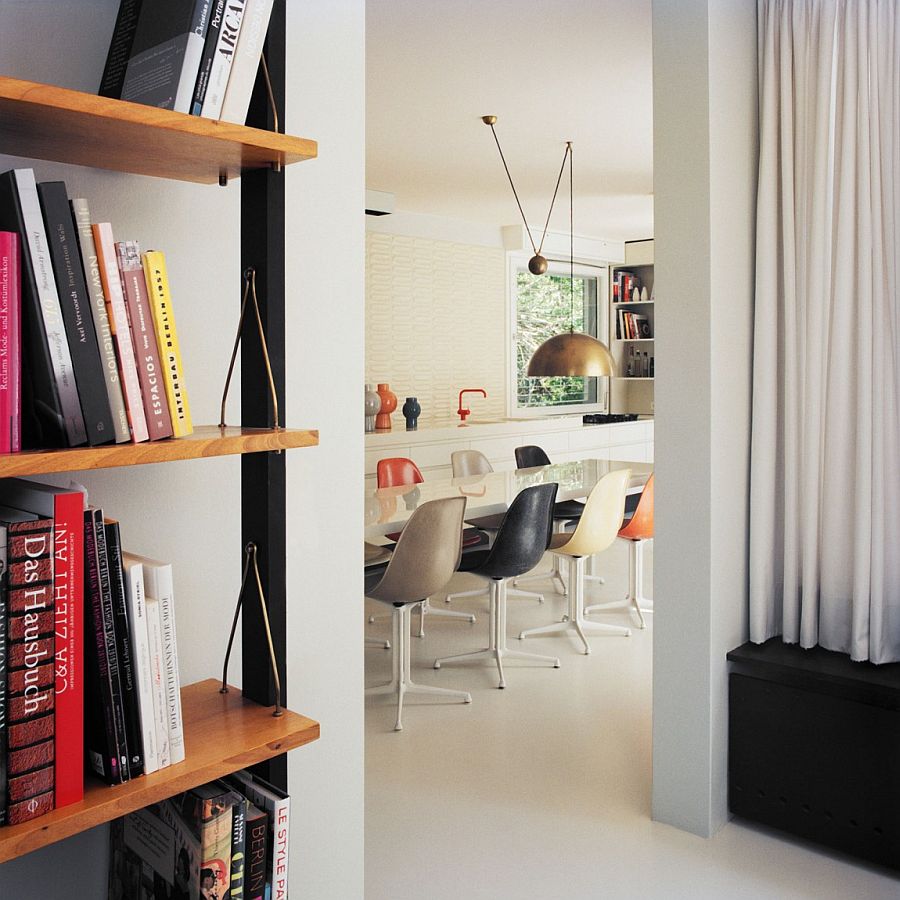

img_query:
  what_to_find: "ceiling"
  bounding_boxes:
[366,0,654,243]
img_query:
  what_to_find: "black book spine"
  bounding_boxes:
[37,181,115,446]
[0,170,66,449]
[228,794,247,899]
[0,571,7,826]
[83,509,123,785]
[99,0,145,98]
[104,519,143,777]
[191,0,226,115]
[244,804,268,900]
[94,509,130,782]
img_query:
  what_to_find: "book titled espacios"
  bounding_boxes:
[141,250,192,438]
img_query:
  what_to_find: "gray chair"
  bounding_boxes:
[435,483,561,688]
[365,496,472,731]
[364,542,392,649]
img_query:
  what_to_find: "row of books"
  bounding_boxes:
[99,0,276,126]
[616,308,653,340]
[0,167,192,452]
[110,769,290,900]
[612,269,646,304]
[0,478,184,826]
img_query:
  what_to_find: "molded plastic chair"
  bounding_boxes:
[445,450,544,607]
[365,497,472,731]
[519,469,632,654]
[584,473,653,629]
[373,456,484,635]
[364,542,392,649]
[513,445,587,595]
[434,483,560,688]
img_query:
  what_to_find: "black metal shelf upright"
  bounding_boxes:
[241,0,289,790]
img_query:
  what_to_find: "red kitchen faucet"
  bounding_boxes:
[457,388,487,422]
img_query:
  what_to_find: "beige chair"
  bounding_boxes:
[365,496,472,731]
[519,469,632,654]
[445,449,544,607]
[364,542,392,649]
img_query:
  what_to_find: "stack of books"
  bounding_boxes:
[0,168,192,452]
[616,308,652,341]
[109,769,291,900]
[99,0,277,127]
[0,478,184,825]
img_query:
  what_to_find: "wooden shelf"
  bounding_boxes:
[0,425,318,477]
[620,337,654,343]
[0,680,319,863]
[0,76,317,183]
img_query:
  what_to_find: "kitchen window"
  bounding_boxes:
[510,260,608,415]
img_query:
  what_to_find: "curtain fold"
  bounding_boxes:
[750,0,900,662]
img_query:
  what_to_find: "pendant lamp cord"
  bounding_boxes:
[569,140,574,334]
[486,119,572,260]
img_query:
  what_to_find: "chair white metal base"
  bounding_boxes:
[434,579,559,688]
[369,597,476,637]
[365,636,391,649]
[584,538,651,629]
[519,555,631,654]
[366,603,472,731]
[445,584,544,605]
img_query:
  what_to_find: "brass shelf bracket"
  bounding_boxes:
[220,266,282,431]
[221,541,284,717]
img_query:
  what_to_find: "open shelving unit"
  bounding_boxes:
[0,0,318,867]
[609,238,655,416]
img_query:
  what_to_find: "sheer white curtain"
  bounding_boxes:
[750,0,900,662]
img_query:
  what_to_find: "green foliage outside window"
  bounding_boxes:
[516,271,598,408]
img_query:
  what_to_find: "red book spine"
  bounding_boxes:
[6,517,55,825]
[0,231,20,453]
[52,491,84,808]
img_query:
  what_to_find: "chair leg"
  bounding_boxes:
[365,636,391,649]
[418,597,476,638]
[584,539,649,629]
[435,580,559,688]
[366,605,472,731]
[519,556,630,654]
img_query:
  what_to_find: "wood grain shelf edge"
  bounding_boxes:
[0,680,320,863]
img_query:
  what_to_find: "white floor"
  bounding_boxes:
[364,542,899,899]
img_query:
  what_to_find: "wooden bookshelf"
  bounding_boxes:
[0,76,317,183]
[0,680,320,863]
[0,426,319,477]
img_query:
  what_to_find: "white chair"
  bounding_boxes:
[519,469,632,654]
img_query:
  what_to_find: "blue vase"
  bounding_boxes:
[402,397,421,430]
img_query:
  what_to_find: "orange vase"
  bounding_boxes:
[375,383,397,430]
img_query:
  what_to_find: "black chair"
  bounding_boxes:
[513,445,585,595]
[433,482,560,688]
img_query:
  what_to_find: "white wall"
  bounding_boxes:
[0,1,365,896]
[651,0,757,836]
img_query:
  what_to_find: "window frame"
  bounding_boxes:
[506,253,611,418]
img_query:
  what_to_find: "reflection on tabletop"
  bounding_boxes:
[365,458,652,538]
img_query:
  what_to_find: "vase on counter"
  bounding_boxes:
[364,383,380,433]
[402,397,421,430]
[375,383,397,430]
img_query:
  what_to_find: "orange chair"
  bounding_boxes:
[584,473,653,629]
[373,456,484,635]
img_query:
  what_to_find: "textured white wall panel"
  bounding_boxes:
[365,232,507,425]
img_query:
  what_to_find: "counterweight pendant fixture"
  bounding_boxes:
[482,116,614,377]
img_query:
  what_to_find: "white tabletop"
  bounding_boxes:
[364,458,652,539]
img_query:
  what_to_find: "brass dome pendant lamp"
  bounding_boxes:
[482,116,614,377]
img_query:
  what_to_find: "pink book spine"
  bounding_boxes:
[0,231,20,453]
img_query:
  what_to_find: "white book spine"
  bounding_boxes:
[14,169,87,446]
[174,23,209,112]
[270,793,290,900]
[201,0,247,119]
[123,557,159,775]
[218,0,274,124]
[144,595,171,769]
[93,223,148,443]
[145,562,184,764]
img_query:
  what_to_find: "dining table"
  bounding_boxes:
[364,457,652,540]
